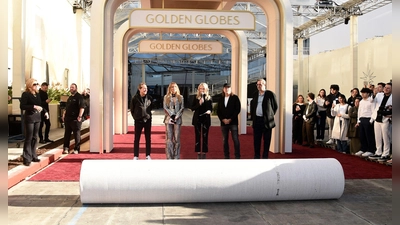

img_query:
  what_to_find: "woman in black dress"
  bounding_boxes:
[292,95,306,144]
[190,82,212,159]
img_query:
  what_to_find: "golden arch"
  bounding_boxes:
[89,0,293,154]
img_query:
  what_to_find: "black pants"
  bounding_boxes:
[359,118,375,153]
[221,124,240,159]
[292,117,303,144]
[302,122,315,147]
[316,111,326,140]
[194,122,210,153]
[134,120,151,157]
[63,119,82,151]
[39,117,51,140]
[23,121,40,162]
[253,116,272,159]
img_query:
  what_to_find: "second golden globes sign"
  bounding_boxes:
[138,40,223,54]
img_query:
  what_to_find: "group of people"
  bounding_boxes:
[20,78,88,166]
[292,82,392,164]
[130,78,278,160]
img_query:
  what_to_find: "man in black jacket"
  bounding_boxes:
[324,84,341,145]
[38,82,54,143]
[62,83,85,154]
[217,83,241,159]
[250,78,278,159]
[130,82,153,160]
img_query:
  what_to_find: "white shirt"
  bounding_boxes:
[224,96,229,107]
[357,98,375,123]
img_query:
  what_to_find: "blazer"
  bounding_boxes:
[250,90,278,129]
[20,92,46,123]
[217,94,241,126]
[303,101,317,124]
[190,95,212,126]
[163,94,184,125]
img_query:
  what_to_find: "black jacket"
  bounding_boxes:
[130,93,152,122]
[303,101,318,124]
[190,95,212,126]
[20,92,46,123]
[217,94,241,126]
[324,92,341,118]
[250,90,278,129]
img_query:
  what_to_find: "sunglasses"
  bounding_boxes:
[33,83,39,86]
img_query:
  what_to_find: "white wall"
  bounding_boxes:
[294,34,392,99]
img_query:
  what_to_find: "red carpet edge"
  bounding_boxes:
[8,149,63,189]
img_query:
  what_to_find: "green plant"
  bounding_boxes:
[47,82,70,103]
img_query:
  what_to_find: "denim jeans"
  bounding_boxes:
[221,125,240,159]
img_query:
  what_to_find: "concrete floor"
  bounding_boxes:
[8,179,391,225]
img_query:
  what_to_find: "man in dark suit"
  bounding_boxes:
[250,78,278,159]
[217,83,241,159]
[302,92,317,148]
[38,82,54,143]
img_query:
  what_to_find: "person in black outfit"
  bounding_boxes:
[324,84,341,145]
[81,88,90,119]
[347,88,361,107]
[190,82,213,159]
[130,82,153,160]
[292,95,306,144]
[38,82,54,143]
[250,78,278,159]
[217,83,241,159]
[302,93,318,148]
[62,83,85,154]
[20,78,49,166]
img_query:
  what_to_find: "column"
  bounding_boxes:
[297,38,305,96]
[350,15,358,88]
[12,0,26,114]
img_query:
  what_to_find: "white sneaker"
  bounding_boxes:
[326,139,334,145]
[361,152,373,157]
[146,155,151,160]
[355,151,364,156]
[133,156,138,160]
[63,150,69,154]
[73,150,78,154]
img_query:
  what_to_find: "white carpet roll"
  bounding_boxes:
[80,159,344,204]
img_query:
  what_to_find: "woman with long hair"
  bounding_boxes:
[331,94,350,153]
[20,78,49,166]
[163,82,184,159]
[190,83,212,159]
[315,89,327,141]
[292,95,305,144]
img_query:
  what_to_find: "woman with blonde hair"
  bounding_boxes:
[190,83,213,159]
[163,82,184,159]
[20,78,49,166]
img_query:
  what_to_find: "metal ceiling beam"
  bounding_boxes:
[293,0,392,40]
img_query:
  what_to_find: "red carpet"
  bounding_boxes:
[29,126,392,181]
